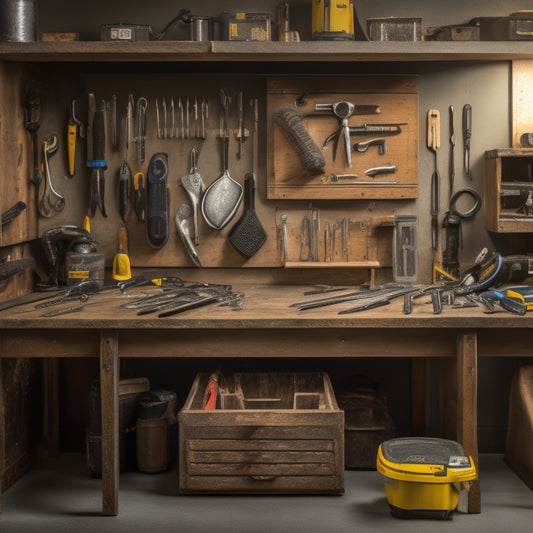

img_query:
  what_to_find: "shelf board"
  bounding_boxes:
[0,40,533,63]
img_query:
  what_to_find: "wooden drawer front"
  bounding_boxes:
[186,438,338,477]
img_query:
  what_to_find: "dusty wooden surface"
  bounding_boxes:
[1,41,533,63]
[1,282,533,331]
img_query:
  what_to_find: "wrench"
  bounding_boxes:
[39,134,65,218]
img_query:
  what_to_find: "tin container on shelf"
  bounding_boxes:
[367,17,422,41]
[220,12,271,41]
[101,24,152,42]
[0,0,38,42]
[474,12,533,41]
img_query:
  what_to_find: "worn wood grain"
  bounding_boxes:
[179,372,343,494]
[457,331,480,514]
[1,41,533,63]
[100,331,119,516]
[512,60,533,149]
[0,360,3,512]
[0,62,39,247]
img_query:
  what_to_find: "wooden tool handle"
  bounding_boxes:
[273,108,326,171]
[427,109,440,150]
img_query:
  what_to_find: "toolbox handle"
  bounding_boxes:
[249,475,277,482]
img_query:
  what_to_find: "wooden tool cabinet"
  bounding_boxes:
[2,6,533,518]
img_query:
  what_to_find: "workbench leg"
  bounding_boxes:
[43,358,59,456]
[457,331,481,514]
[0,359,4,513]
[100,331,119,516]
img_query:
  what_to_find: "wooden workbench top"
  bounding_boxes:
[0,283,531,330]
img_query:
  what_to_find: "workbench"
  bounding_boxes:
[1,281,532,516]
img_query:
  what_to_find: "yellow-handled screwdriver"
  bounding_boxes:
[112,226,132,281]
[67,99,84,177]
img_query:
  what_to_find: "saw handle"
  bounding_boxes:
[272,108,325,171]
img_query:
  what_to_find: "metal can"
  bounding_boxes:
[189,16,213,41]
[0,0,38,42]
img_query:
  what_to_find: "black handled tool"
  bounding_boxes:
[118,160,131,223]
[0,257,35,282]
[463,104,472,178]
[448,105,455,197]
[133,171,146,222]
[1,201,27,227]
[88,97,108,217]
[146,153,169,248]
[23,83,42,185]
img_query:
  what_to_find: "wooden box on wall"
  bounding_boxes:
[484,149,533,233]
[267,75,419,201]
[179,372,344,494]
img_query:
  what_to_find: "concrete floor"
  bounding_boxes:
[0,454,531,533]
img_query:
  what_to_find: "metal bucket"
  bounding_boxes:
[0,0,38,42]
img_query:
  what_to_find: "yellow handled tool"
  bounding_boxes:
[112,226,132,281]
[68,99,83,177]
[506,287,533,310]
[133,171,146,222]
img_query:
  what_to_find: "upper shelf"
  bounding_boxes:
[0,40,533,63]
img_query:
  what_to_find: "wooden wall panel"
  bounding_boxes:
[0,61,39,247]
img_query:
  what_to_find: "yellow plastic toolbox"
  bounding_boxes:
[376,437,477,519]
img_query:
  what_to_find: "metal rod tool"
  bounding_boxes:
[448,105,455,197]
[427,109,441,250]
[463,104,472,178]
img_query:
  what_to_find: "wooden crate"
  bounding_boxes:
[179,372,344,494]
[484,149,533,232]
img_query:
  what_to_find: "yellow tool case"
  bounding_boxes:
[376,437,477,519]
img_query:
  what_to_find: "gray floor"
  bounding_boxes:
[0,454,531,532]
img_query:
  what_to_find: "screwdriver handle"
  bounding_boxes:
[427,109,440,151]
[91,100,106,167]
[67,122,76,176]
[272,108,325,171]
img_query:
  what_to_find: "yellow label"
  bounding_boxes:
[69,270,90,279]
[230,23,238,37]
[236,13,245,20]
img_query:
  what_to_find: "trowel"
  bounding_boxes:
[201,90,243,229]
[201,135,242,229]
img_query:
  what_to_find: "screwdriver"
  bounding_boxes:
[67,99,84,177]
[427,109,440,251]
